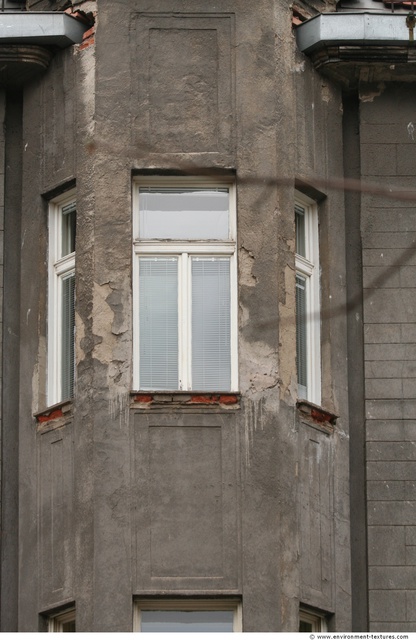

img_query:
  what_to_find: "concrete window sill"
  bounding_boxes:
[35,399,72,430]
[296,399,338,434]
[131,391,241,410]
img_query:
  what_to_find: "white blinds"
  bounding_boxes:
[61,271,75,400]
[139,257,179,389]
[296,273,307,399]
[191,258,231,391]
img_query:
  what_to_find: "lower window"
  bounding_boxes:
[134,599,242,632]
[48,608,76,632]
[299,607,327,632]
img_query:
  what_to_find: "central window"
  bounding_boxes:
[133,178,237,392]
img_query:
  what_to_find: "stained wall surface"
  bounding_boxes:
[1,0,351,632]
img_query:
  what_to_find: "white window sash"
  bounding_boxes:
[295,193,321,405]
[135,251,237,391]
[132,179,237,392]
[48,191,76,406]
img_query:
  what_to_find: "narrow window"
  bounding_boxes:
[48,608,76,632]
[295,194,320,404]
[133,178,238,392]
[134,599,242,632]
[48,193,76,405]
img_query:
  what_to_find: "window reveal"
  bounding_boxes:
[295,195,321,405]
[48,194,76,405]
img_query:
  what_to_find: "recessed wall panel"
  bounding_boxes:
[131,14,234,156]
[133,412,239,591]
[39,424,74,608]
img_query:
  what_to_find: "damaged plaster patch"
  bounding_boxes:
[239,247,258,287]
[239,338,279,395]
[278,264,297,404]
[321,83,331,104]
[293,60,305,73]
[75,310,86,363]
[359,82,385,103]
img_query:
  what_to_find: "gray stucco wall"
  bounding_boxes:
[4,0,352,631]
[360,83,416,631]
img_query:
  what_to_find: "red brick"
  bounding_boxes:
[37,409,64,423]
[134,394,153,403]
[219,394,238,404]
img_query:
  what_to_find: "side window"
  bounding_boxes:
[134,599,242,632]
[295,193,321,404]
[48,192,76,405]
[48,608,76,632]
[132,178,238,392]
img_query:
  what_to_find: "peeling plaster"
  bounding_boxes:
[239,338,279,395]
[239,246,258,287]
[359,82,385,103]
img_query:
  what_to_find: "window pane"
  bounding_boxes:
[61,272,75,400]
[61,202,76,257]
[61,620,76,632]
[299,619,313,632]
[141,610,234,632]
[192,258,231,391]
[295,204,306,258]
[139,257,178,389]
[296,273,307,399]
[139,188,229,240]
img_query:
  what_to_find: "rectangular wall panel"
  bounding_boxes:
[299,424,334,610]
[132,412,239,592]
[38,424,74,609]
[130,13,235,156]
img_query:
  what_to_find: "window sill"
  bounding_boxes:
[35,399,73,430]
[131,391,240,410]
[296,399,337,435]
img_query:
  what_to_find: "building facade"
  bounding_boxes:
[0,0,415,631]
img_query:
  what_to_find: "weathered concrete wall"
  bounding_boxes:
[360,83,416,631]
[10,0,351,631]
[294,50,351,632]
[1,91,22,632]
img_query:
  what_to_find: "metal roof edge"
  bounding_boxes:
[0,12,87,48]
[296,12,413,53]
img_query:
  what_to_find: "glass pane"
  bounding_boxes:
[192,258,231,391]
[61,202,76,257]
[139,257,178,389]
[139,188,229,240]
[296,273,307,399]
[61,272,75,400]
[62,620,76,632]
[141,610,234,632]
[295,204,306,258]
[299,620,313,632]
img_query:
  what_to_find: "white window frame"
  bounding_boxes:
[295,192,321,405]
[48,608,76,632]
[134,598,242,632]
[132,176,238,392]
[48,190,76,406]
[299,607,327,632]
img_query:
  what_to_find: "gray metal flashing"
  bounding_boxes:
[0,12,87,48]
[296,12,413,54]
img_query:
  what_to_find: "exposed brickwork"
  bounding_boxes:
[132,392,240,406]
